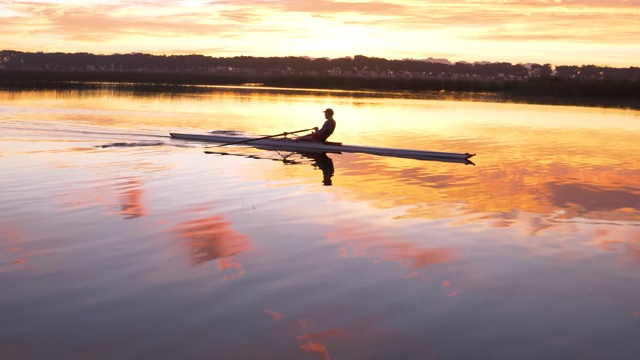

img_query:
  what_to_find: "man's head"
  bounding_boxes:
[323,108,334,117]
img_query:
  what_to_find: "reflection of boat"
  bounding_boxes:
[170,132,475,164]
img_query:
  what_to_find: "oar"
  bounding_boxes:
[212,128,315,147]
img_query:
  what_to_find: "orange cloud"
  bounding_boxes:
[2,0,638,66]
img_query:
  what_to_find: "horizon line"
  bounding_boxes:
[2,49,636,70]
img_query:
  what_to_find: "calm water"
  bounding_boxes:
[1,87,639,359]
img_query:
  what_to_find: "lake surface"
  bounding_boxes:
[1,87,639,359]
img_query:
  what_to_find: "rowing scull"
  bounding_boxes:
[170,132,475,163]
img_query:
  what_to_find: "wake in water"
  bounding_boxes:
[210,129,244,136]
[96,141,165,148]
[2,120,167,139]
[2,119,256,150]
[1,120,189,149]
[97,130,250,149]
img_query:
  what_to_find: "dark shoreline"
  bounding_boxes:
[2,69,639,109]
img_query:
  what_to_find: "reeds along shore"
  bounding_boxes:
[1,69,639,109]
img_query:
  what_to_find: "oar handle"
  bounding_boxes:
[280,128,316,137]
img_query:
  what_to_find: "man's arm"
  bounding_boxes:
[315,121,331,137]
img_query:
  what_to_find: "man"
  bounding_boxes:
[300,108,336,142]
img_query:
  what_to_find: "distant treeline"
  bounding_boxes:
[1,50,639,108]
[3,50,640,81]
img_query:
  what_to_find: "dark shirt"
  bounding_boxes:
[315,118,336,142]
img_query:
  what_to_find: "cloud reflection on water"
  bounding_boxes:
[108,179,146,219]
[547,182,640,215]
[55,177,148,220]
[327,222,458,271]
[169,213,252,280]
[3,89,640,359]
[0,225,30,271]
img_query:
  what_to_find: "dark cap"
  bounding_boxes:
[323,108,334,116]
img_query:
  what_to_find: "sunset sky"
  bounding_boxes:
[2,0,639,67]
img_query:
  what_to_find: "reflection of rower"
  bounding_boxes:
[301,152,334,186]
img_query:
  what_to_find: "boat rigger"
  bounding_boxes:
[169,132,475,164]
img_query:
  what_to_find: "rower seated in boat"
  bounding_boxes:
[300,108,336,142]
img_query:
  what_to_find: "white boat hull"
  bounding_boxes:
[170,133,475,163]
